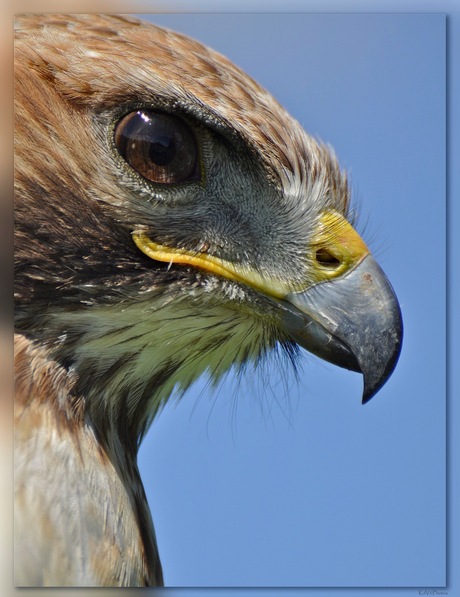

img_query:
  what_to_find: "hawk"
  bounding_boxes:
[14,14,402,586]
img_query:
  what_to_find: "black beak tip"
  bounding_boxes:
[362,385,384,404]
[361,323,403,405]
[362,391,374,405]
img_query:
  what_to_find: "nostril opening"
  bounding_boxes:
[316,248,341,268]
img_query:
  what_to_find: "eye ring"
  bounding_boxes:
[114,110,200,185]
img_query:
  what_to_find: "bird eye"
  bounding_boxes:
[114,110,200,185]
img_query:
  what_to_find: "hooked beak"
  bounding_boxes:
[280,254,403,403]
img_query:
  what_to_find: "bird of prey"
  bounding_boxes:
[14,14,403,587]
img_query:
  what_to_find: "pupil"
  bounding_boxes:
[149,134,176,166]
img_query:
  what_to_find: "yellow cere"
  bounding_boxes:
[308,209,370,282]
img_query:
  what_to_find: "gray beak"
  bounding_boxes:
[279,255,403,403]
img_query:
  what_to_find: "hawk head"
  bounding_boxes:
[15,14,402,447]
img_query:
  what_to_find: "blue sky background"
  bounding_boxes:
[132,9,449,592]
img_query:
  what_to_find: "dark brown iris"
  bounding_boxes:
[114,110,200,185]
